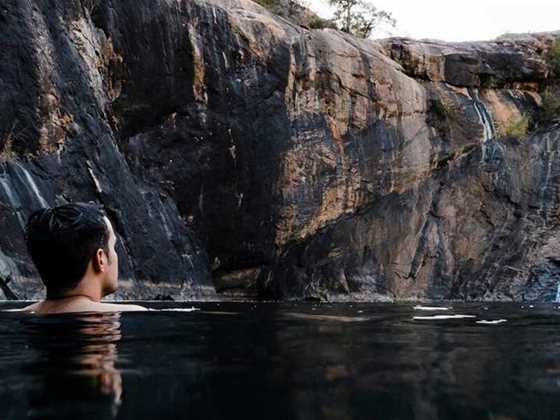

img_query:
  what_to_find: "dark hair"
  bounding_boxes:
[25,203,110,298]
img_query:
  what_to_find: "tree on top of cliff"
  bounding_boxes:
[328,0,396,39]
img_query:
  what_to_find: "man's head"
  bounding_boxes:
[25,203,119,299]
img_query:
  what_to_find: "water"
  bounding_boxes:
[0,174,26,229]
[467,88,496,142]
[0,161,49,231]
[1,302,560,420]
[12,161,49,209]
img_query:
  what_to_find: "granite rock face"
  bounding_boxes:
[0,0,214,299]
[0,0,559,301]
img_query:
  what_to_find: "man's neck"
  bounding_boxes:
[46,293,98,302]
[47,277,104,302]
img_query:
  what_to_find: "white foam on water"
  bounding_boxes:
[159,307,199,312]
[413,314,476,320]
[284,312,370,322]
[413,306,451,311]
[476,319,507,325]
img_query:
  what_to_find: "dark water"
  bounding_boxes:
[1,302,560,420]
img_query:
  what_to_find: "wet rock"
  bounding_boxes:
[0,0,214,300]
[0,0,559,301]
[383,35,554,88]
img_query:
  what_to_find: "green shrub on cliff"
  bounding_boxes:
[254,0,282,13]
[308,16,338,30]
[499,115,529,138]
[536,40,560,126]
[429,98,451,120]
[254,0,334,30]
[548,39,560,78]
[255,0,395,38]
[539,89,560,125]
[254,0,279,15]
[427,98,454,140]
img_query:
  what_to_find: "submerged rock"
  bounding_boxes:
[0,0,558,301]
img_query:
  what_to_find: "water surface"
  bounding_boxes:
[1,302,560,420]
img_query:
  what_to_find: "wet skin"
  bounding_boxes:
[18,217,147,315]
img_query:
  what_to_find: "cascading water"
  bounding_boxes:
[0,161,49,230]
[0,173,26,229]
[468,88,496,142]
[12,161,49,209]
[0,176,20,209]
[467,88,496,162]
[538,134,556,225]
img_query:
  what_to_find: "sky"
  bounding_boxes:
[306,0,560,42]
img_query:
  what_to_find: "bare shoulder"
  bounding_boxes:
[4,300,149,314]
[98,302,149,312]
[12,302,42,313]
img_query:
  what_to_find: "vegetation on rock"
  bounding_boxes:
[427,98,452,140]
[328,0,395,38]
[254,0,335,29]
[255,0,394,38]
[536,41,560,126]
[307,15,338,30]
[499,115,530,139]
[429,98,451,120]
[254,0,287,13]
[548,39,560,78]
[539,88,560,125]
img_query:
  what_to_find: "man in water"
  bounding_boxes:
[19,202,147,314]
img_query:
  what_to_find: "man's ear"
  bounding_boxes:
[92,248,105,273]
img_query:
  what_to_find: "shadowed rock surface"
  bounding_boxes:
[0,0,213,299]
[0,0,559,301]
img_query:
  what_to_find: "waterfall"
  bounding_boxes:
[555,282,560,303]
[0,161,50,231]
[158,207,173,240]
[538,134,555,224]
[0,175,20,209]
[468,88,496,142]
[0,175,26,229]
[12,161,49,209]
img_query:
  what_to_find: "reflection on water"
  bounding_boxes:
[2,302,560,420]
[1,312,122,419]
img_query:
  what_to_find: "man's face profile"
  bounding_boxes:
[20,202,148,314]
[101,217,119,297]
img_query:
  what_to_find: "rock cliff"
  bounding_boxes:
[0,0,559,301]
